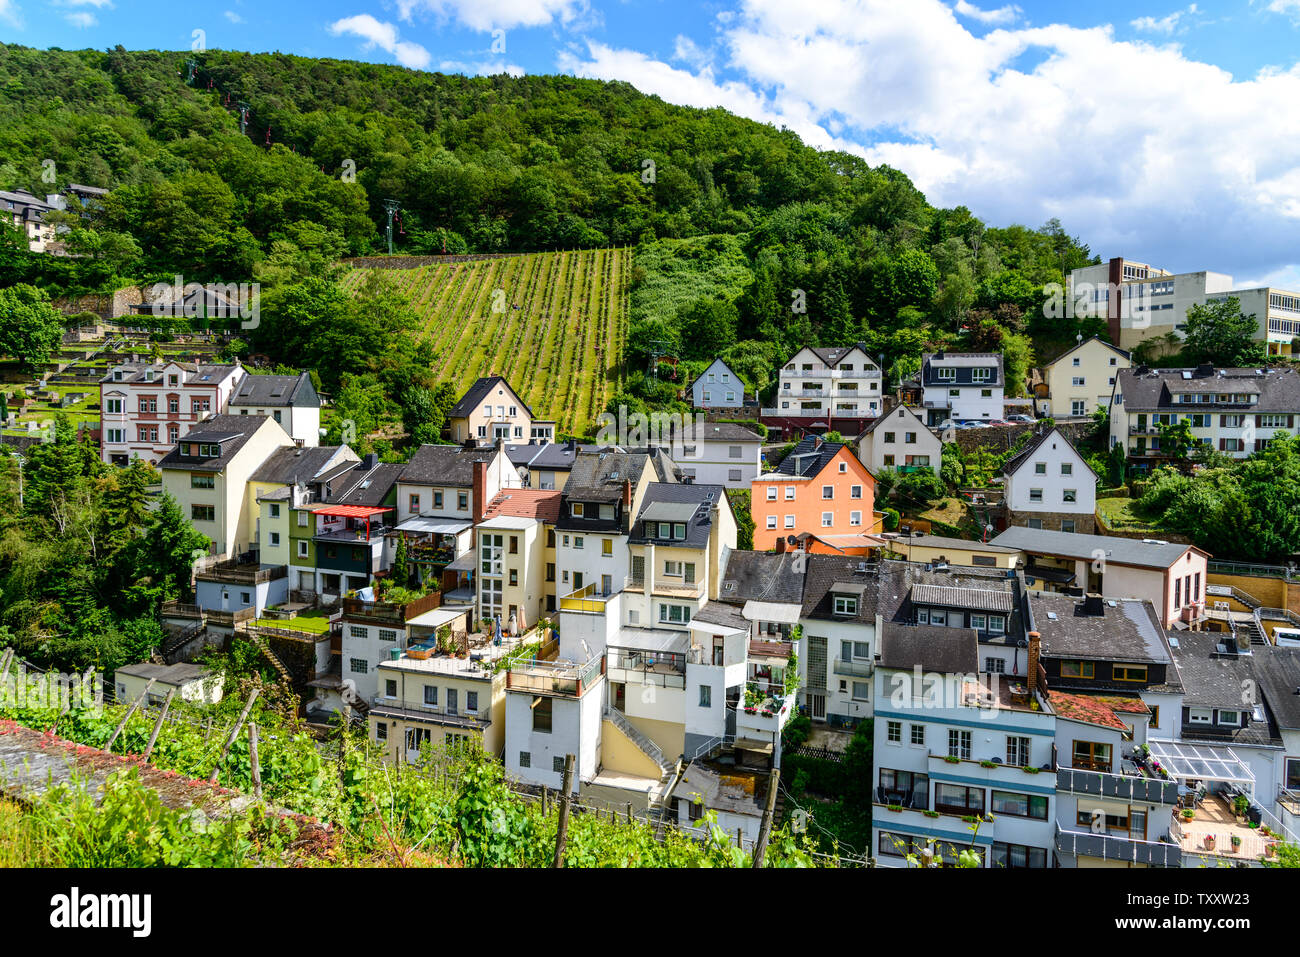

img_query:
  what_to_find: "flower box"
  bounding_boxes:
[944,755,960,764]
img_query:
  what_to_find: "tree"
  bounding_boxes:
[1155,420,1201,461]
[0,284,65,370]
[677,297,739,361]
[1182,297,1267,367]
[401,383,457,447]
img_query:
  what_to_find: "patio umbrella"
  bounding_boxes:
[493,614,502,646]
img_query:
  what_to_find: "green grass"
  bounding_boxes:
[253,609,332,635]
[342,248,630,436]
[1096,496,1159,533]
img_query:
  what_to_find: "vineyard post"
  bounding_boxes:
[105,677,155,750]
[209,687,260,784]
[143,687,176,761]
[751,765,781,868]
[552,753,576,868]
[249,721,263,800]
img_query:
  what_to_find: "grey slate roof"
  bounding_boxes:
[921,352,1004,387]
[229,372,319,408]
[325,462,405,508]
[718,550,808,605]
[505,441,595,472]
[1001,427,1096,480]
[1044,335,1130,369]
[250,446,350,486]
[876,560,1028,647]
[910,583,1014,613]
[1031,593,1174,668]
[879,622,979,674]
[888,532,1020,554]
[564,449,666,502]
[398,444,500,487]
[99,363,240,385]
[667,421,764,443]
[1116,366,1300,412]
[156,414,271,472]
[774,436,844,478]
[116,662,213,685]
[1167,631,1281,747]
[448,376,536,420]
[859,402,929,437]
[628,483,726,550]
[990,526,1198,568]
[691,602,752,632]
[800,555,882,622]
[1249,644,1300,732]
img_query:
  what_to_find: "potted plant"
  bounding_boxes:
[1233,794,1249,824]
[944,755,960,764]
[1230,834,1242,852]
[922,809,939,818]
[1203,834,1216,851]
[1021,765,1040,774]
[979,760,998,769]
[1181,808,1195,822]
[1266,841,1278,859]
[886,804,903,813]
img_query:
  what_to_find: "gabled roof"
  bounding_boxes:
[687,357,744,393]
[921,352,1004,387]
[800,554,881,621]
[1031,593,1174,668]
[398,444,500,487]
[991,526,1202,568]
[325,462,404,508]
[772,436,846,479]
[879,622,978,674]
[98,363,240,385]
[564,449,666,502]
[666,421,764,443]
[156,414,277,472]
[784,342,877,371]
[250,445,351,486]
[1001,427,1097,480]
[448,376,535,420]
[1252,644,1300,731]
[505,441,594,471]
[859,402,928,437]
[1116,365,1300,412]
[229,372,319,408]
[628,483,725,549]
[482,488,563,524]
[718,550,807,605]
[1044,335,1130,369]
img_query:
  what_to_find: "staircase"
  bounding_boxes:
[246,632,295,686]
[160,619,206,662]
[605,707,671,775]
[1246,618,1268,647]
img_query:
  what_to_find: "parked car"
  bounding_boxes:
[1005,414,1035,424]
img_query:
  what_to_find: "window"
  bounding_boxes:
[191,505,215,522]
[658,604,692,624]
[533,697,553,733]
[349,626,367,639]
[850,511,862,526]
[948,729,971,760]
[1060,660,1095,679]
[571,502,585,518]
[457,492,468,510]
[1217,710,1241,726]
[972,555,996,567]
[298,511,309,527]
[1027,518,1042,529]
[884,432,896,444]
[822,485,834,499]
[191,474,214,489]
[766,486,777,501]
[349,658,368,674]
[574,536,584,550]
[1072,357,1081,367]
[297,540,309,558]
[601,538,612,557]
[1072,377,1086,387]
[269,504,281,519]
[992,843,1048,869]
[519,752,531,768]
[784,486,796,500]
[887,720,902,742]
[784,515,795,529]
[1189,707,1213,725]
[699,685,711,708]
[729,445,743,459]
[1006,736,1031,766]
[1071,740,1111,772]
[838,462,847,473]
[408,493,420,513]
[269,532,280,547]
[766,515,777,529]
[376,722,388,740]
[937,367,956,380]
[423,686,438,706]
[553,756,566,773]
[728,469,743,482]
[834,596,858,616]
[821,512,833,527]
[1114,664,1147,682]
[1062,489,1077,503]
[1029,488,1043,503]
[935,783,983,815]
[1061,520,1076,533]
[1060,463,1073,476]
[910,724,925,746]
[433,491,444,510]
[985,656,1005,673]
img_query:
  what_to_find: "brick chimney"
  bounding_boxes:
[622,478,632,508]
[1026,631,1041,696]
[472,460,488,524]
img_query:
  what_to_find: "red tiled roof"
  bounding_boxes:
[482,489,562,524]
[1048,691,1149,731]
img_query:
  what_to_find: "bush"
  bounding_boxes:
[883,507,900,531]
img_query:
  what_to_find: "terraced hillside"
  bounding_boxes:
[342,248,630,436]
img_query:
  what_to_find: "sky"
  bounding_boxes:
[5,0,1300,288]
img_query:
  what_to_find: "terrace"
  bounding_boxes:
[506,652,605,698]
[196,558,288,586]
[1172,795,1286,862]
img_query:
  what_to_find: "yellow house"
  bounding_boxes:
[157,414,294,558]
[369,652,508,763]
[476,489,563,630]
[885,532,1022,569]
[446,375,556,445]
[247,445,360,565]
[1038,336,1131,420]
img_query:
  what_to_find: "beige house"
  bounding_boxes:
[883,533,1021,569]
[1037,336,1130,419]
[115,663,224,706]
[856,402,942,475]
[369,653,509,763]
[157,414,294,558]
[446,375,555,446]
[476,489,563,629]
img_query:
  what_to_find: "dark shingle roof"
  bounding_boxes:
[718,550,808,605]
[1001,427,1097,480]
[879,622,978,674]
[505,441,594,471]
[250,446,351,486]
[564,449,664,502]
[1032,593,1174,668]
[801,555,882,621]
[156,414,273,471]
[921,353,1004,387]
[229,372,319,408]
[99,362,240,385]
[668,421,764,443]
[398,445,500,487]
[1167,631,1281,746]
[1044,336,1130,369]
[774,436,844,478]
[628,483,726,549]
[1116,366,1300,412]
[448,376,535,420]
[859,403,928,437]
[1253,645,1300,731]
[326,462,404,508]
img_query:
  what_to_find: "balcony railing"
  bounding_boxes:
[1056,766,1180,805]
[195,560,288,585]
[161,601,203,619]
[506,653,605,697]
[607,650,687,689]
[342,591,442,623]
[874,786,928,811]
[1055,824,1182,867]
[559,582,615,613]
[832,658,873,678]
[622,576,705,599]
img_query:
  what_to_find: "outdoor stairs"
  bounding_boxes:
[605,707,671,776]
[161,620,206,661]
[247,632,295,686]
[1248,619,1268,646]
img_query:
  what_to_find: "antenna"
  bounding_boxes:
[236,101,250,136]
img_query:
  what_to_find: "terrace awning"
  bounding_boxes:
[311,505,392,519]
[395,517,472,535]
[1147,738,1255,786]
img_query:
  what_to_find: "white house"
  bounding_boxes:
[690,358,746,410]
[653,421,763,488]
[227,372,321,447]
[763,343,884,438]
[1001,427,1098,534]
[100,360,246,466]
[115,663,224,707]
[856,403,942,476]
[919,352,1005,426]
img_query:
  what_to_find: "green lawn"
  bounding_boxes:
[1096,496,1159,533]
[254,609,333,635]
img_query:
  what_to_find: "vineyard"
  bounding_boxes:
[341,248,631,437]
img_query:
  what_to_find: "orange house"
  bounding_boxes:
[751,437,877,551]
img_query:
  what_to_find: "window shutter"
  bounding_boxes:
[1256,440,1264,451]
[1219,438,1226,451]
[1290,415,1295,428]
[1256,414,1263,427]
[1220,415,1228,428]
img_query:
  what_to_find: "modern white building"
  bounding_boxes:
[1001,427,1098,534]
[1109,365,1300,465]
[653,421,763,488]
[919,352,1005,426]
[689,358,746,410]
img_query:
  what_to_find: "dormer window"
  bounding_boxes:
[571,502,585,518]
[972,368,991,382]
[833,596,857,616]
[937,367,956,381]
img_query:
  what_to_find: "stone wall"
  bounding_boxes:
[949,420,1096,456]
[1005,509,1097,535]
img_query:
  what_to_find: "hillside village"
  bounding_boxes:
[3,48,1300,875]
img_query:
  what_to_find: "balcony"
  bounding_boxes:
[1055,824,1182,867]
[559,582,616,613]
[342,591,442,624]
[622,576,705,599]
[315,524,391,544]
[196,559,288,586]
[832,658,873,678]
[607,649,687,689]
[1056,766,1180,805]
[506,653,605,697]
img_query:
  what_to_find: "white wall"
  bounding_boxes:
[1005,431,1096,517]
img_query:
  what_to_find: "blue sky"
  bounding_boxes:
[5,0,1300,286]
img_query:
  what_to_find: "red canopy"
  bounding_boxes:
[310,505,392,518]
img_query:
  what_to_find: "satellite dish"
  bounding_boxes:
[985,524,994,533]
[786,535,798,545]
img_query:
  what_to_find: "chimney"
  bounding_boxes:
[622,478,632,508]
[496,436,506,453]
[1195,363,1215,378]
[566,437,577,452]
[463,438,477,450]
[1026,631,1041,696]
[1083,593,1105,617]
[472,460,488,524]
[363,452,378,470]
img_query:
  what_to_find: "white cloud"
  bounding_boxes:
[1131,3,1199,34]
[394,0,588,31]
[0,0,20,28]
[954,0,1020,26]
[560,0,1300,277]
[328,14,431,70]
[56,0,113,6]
[63,10,96,26]
[224,10,244,23]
